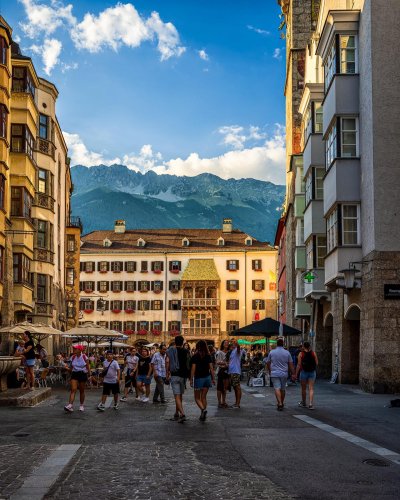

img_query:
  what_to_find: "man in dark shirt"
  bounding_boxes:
[166,335,190,423]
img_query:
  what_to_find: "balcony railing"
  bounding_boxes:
[181,298,220,308]
[34,193,55,211]
[35,138,55,159]
[182,328,219,337]
[67,216,83,231]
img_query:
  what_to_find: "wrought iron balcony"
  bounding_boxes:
[35,138,55,159]
[181,298,220,308]
[67,216,83,231]
[182,327,219,337]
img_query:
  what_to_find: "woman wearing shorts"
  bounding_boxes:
[64,345,90,412]
[22,331,36,390]
[120,347,139,402]
[97,351,121,411]
[136,347,152,402]
[190,340,215,421]
[215,339,230,408]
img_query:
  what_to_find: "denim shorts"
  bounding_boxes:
[137,375,152,385]
[171,376,185,395]
[271,376,287,390]
[194,375,212,390]
[300,370,316,382]
[25,359,36,367]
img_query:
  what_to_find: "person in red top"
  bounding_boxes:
[295,341,318,409]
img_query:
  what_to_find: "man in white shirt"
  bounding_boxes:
[151,344,167,403]
[266,339,295,411]
[97,351,121,411]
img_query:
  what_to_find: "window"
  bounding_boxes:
[324,40,336,90]
[37,220,47,248]
[38,169,48,194]
[111,261,123,272]
[252,280,265,291]
[245,238,252,246]
[296,273,305,299]
[152,280,163,293]
[340,35,356,74]
[169,280,180,293]
[0,246,3,282]
[111,300,122,311]
[125,300,135,311]
[98,281,109,293]
[137,300,150,311]
[306,238,313,270]
[110,321,122,332]
[137,238,145,247]
[226,280,239,292]
[168,300,181,310]
[0,103,7,139]
[303,105,312,144]
[315,168,324,199]
[152,300,163,310]
[11,124,34,159]
[124,321,135,332]
[80,281,94,293]
[98,321,109,329]
[252,260,262,271]
[168,321,181,332]
[217,237,224,246]
[182,238,189,247]
[140,261,148,272]
[326,122,337,167]
[138,321,149,331]
[296,219,304,246]
[138,281,150,292]
[169,261,181,272]
[39,114,49,140]
[0,175,5,211]
[152,321,162,332]
[316,236,327,267]
[342,205,360,245]
[11,187,32,219]
[314,103,323,133]
[151,261,163,272]
[125,261,136,273]
[83,261,94,273]
[79,299,94,311]
[98,261,109,272]
[341,118,357,157]
[66,268,74,286]
[0,36,8,66]
[37,274,47,302]
[189,313,211,330]
[13,253,31,284]
[226,321,239,334]
[227,260,239,271]
[327,210,338,253]
[67,235,75,252]
[252,299,265,310]
[305,171,312,206]
[226,299,239,310]
[111,281,122,292]
[12,66,35,97]
[125,281,136,292]
[97,299,109,311]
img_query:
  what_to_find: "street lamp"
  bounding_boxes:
[338,262,362,290]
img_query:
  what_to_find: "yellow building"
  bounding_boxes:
[0,17,81,351]
[79,219,278,347]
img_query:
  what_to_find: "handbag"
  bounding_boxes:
[99,360,113,378]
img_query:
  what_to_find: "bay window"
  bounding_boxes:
[39,114,49,140]
[11,187,32,220]
[37,274,47,302]
[327,210,338,253]
[13,253,31,284]
[342,205,360,245]
[0,103,7,139]
[11,124,34,159]
[324,34,357,90]
[12,66,35,97]
[0,36,8,66]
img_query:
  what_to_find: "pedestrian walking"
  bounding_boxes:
[215,339,230,408]
[166,335,190,423]
[190,340,215,421]
[151,343,168,403]
[136,347,153,402]
[295,341,318,409]
[64,345,90,412]
[97,351,121,411]
[120,347,139,402]
[227,339,245,408]
[266,338,295,411]
[22,331,36,390]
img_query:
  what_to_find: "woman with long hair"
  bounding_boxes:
[190,340,215,421]
[22,331,36,390]
[136,347,153,402]
[64,345,91,412]
[215,339,230,408]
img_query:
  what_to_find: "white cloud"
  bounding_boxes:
[273,48,282,60]
[218,125,267,150]
[145,11,186,61]
[19,0,76,38]
[64,125,286,184]
[198,49,209,61]
[29,38,62,75]
[247,25,270,36]
[61,61,78,73]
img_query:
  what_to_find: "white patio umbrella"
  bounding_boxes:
[98,341,129,348]
[64,322,126,349]
[0,321,63,342]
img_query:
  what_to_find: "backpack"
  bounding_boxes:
[301,351,316,372]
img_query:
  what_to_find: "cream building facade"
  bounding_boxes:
[79,219,278,346]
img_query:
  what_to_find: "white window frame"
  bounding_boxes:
[340,117,359,158]
[327,209,338,253]
[314,102,323,133]
[342,204,360,246]
[306,238,313,270]
[340,34,358,75]
[296,218,305,246]
[315,167,324,200]
[316,235,327,268]
[296,272,305,299]
[326,122,337,167]
[305,170,312,206]
[324,40,336,90]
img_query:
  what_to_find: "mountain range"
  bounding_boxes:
[70,165,285,243]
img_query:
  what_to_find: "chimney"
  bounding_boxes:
[114,220,126,234]
[222,218,232,233]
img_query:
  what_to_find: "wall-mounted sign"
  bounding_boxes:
[384,284,400,300]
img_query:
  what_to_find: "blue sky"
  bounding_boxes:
[4,0,286,183]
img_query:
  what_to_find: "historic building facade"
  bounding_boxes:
[278,0,400,392]
[79,219,278,346]
[0,17,80,351]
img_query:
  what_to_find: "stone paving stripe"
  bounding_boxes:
[253,394,266,398]
[294,414,400,466]
[10,444,81,500]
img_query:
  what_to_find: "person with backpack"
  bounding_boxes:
[166,335,190,423]
[295,341,318,409]
[64,345,91,412]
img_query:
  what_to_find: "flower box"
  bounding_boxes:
[84,290,93,294]
[169,330,180,336]
[137,330,148,335]
[126,290,134,293]
[139,290,148,293]
[112,309,121,314]
[84,309,93,314]
[84,270,93,273]
[170,269,180,274]
[99,270,108,274]
[170,289,179,294]
[153,289,162,294]
[124,329,134,335]
[112,290,121,294]
[125,309,134,314]
[152,330,161,335]
[153,269,162,274]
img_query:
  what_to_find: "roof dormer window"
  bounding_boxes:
[245,237,253,246]
[137,238,146,247]
[217,237,225,246]
[103,238,112,248]
[182,237,190,247]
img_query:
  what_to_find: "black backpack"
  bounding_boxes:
[301,350,316,372]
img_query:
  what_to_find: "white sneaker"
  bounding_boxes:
[114,403,119,410]
[142,397,149,403]
[120,396,127,402]
[135,396,142,401]
[64,404,73,412]
[97,403,105,411]
[79,405,84,412]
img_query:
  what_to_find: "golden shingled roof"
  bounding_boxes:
[181,259,220,281]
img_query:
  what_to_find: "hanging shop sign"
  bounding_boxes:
[384,284,400,300]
